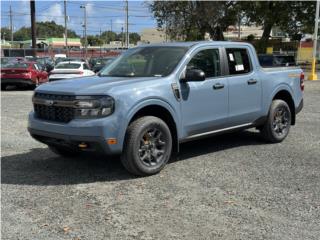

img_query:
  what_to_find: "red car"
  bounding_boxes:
[1,61,48,90]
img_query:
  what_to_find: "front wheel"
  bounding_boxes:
[260,99,292,143]
[121,116,172,176]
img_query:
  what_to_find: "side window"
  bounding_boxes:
[187,49,221,78]
[226,48,251,75]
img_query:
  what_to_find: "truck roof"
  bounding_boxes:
[140,41,252,48]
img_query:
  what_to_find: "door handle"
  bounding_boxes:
[213,83,224,90]
[247,79,258,85]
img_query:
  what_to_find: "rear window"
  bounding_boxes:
[258,55,273,67]
[274,56,296,66]
[3,63,29,69]
[56,63,81,69]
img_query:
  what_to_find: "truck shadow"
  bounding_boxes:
[1,130,265,186]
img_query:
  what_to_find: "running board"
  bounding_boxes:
[181,123,253,143]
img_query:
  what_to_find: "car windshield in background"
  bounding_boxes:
[100,46,188,77]
[55,63,81,69]
[3,63,29,69]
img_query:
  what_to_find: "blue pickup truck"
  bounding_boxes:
[28,41,304,176]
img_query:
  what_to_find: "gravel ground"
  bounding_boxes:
[1,81,320,240]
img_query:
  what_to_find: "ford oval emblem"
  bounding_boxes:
[44,100,55,106]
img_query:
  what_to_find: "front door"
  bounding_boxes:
[179,48,229,136]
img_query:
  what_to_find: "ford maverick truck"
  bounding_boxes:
[28,42,304,176]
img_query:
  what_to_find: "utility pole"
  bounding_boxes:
[121,26,124,48]
[80,4,87,59]
[9,4,13,49]
[308,0,319,81]
[100,28,102,57]
[238,14,241,40]
[64,0,68,56]
[30,0,36,56]
[125,0,129,48]
[110,19,113,33]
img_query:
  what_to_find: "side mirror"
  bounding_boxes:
[181,68,205,82]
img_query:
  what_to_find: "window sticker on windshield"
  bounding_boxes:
[229,53,234,61]
[235,64,244,71]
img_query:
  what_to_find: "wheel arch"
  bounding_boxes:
[272,89,296,125]
[126,102,180,154]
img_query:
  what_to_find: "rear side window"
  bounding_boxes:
[226,48,251,75]
[187,49,221,78]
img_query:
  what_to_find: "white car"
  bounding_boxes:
[49,61,95,81]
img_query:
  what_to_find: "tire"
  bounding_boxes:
[30,78,39,90]
[121,116,172,176]
[49,145,80,158]
[260,99,292,143]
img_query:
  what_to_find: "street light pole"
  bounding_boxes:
[309,0,319,80]
[80,4,87,59]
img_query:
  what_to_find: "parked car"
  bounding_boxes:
[29,42,304,176]
[1,57,25,66]
[54,57,87,66]
[49,61,95,81]
[1,61,48,90]
[92,57,116,73]
[258,54,297,67]
[24,56,54,73]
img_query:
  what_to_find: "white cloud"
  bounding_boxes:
[113,18,125,31]
[38,3,64,25]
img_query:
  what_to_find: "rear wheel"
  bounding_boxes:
[260,99,291,143]
[121,116,172,176]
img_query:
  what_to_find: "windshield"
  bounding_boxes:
[3,62,29,69]
[100,46,188,77]
[55,63,81,69]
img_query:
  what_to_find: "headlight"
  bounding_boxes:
[74,96,115,118]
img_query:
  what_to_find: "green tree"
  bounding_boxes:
[83,35,103,46]
[239,1,316,52]
[13,27,30,41]
[149,1,238,41]
[0,27,12,41]
[12,21,79,41]
[101,31,117,43]
[129,32,141,44]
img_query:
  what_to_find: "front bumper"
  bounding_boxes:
[28,112,126,155]
[1,78,34,85]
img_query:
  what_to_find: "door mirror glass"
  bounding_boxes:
[182,68,206,82]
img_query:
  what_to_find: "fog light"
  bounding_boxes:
[78,142,88,148]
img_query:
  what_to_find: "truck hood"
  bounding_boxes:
[36,75,160,95]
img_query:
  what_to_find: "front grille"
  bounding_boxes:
[33,93,75,123]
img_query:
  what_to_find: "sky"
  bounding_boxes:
[0,0,158,36]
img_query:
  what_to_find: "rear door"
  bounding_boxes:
[180,47,229,136]
[225,47,262,125]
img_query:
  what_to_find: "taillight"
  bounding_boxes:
[300,72,304,91]
[79,71,83,75]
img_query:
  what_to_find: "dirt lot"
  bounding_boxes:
[1,81,320,240]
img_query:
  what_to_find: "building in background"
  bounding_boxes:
[140,28,166,44]
[46,38,81,49]
[297,40,320,63]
